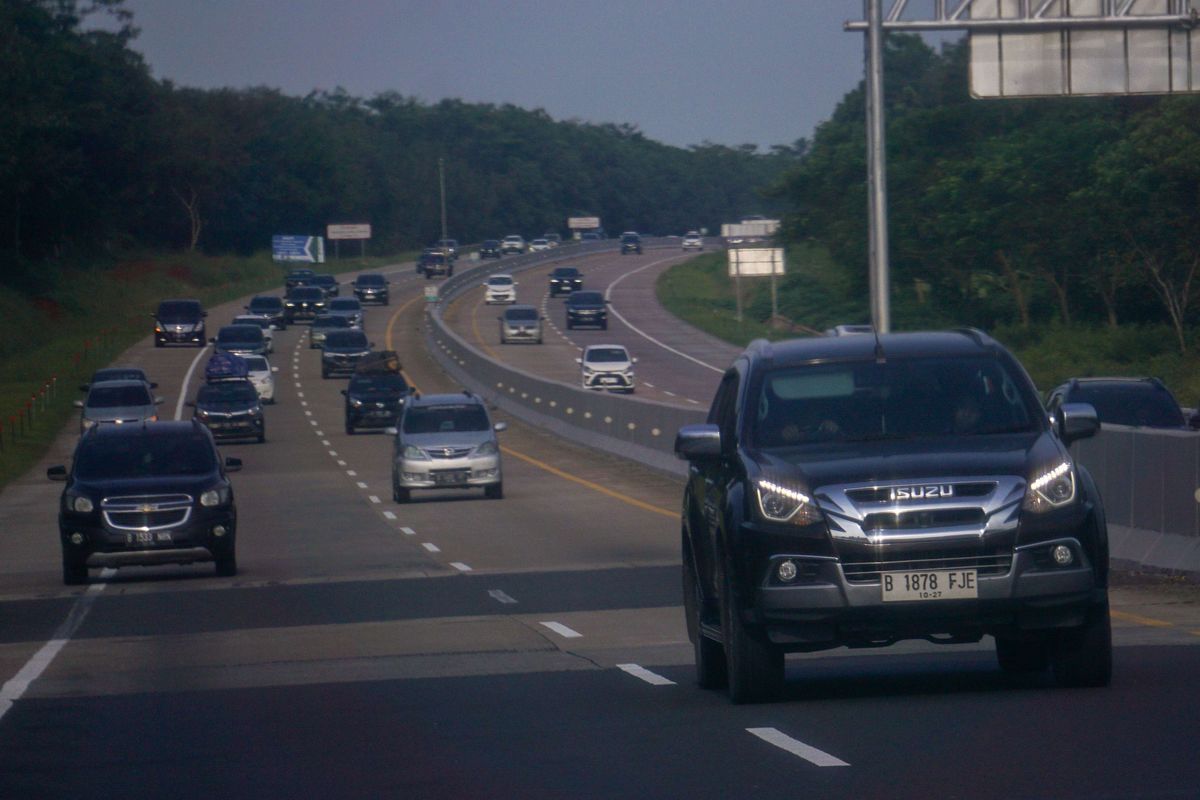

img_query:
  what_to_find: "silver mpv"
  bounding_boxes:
[389,392,506,502]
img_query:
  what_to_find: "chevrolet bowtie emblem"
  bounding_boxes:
[140,504,154,513]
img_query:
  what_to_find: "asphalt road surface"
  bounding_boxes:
[2,250,1199,799]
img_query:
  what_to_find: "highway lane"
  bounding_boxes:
[2,251,1200,798]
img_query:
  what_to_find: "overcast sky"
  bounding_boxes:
[106,1,962,150]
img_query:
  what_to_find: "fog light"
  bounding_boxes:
[69,532,85,546]
[777,559,798,583]
[213,525,227,538]
[1052,545,1074,566]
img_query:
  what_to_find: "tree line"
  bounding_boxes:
[771,35,1200,352]
[0,0,792,289]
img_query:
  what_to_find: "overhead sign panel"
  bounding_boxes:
[727,248,785,277]
[271,235,325,263]
[327,223,372,241]
[721,220,780,239]
[969,0,1200,98]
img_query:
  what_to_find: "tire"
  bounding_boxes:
[485,482,503,500]
[154,339,163,348]
[683,542,727,690]
[257,431,266,444]
[383,299,389,306]
[536,336,543,345]
[995,637,1049,673]
[62,551,88,586]
[1051,599,1112,688]
[566,321,574,330]
[345,421,355,435]
[393,482,410,503]
[720,563,783,703]
[214,551,237,577]
[600,322,608,331]
[321,368,329,379]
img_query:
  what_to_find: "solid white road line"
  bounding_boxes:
[540,621,583,639]
[174,346,211,420]
[617,664,676,686]
[746,728,849,767]
[488,589,518,604]
[422,543,440,553]
[0,567,116,722]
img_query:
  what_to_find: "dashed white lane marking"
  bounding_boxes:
[450,562,472,572]
[297,392,304,398]
[337,460,347,467]
[0,567,117,722]
[301,401,308,407]
[304,410,312,416]
[346,470,357,477]
[540,621,583,639]
[309,420,318,426]
[488,589,518,604]
[401,527,416,536]
[686,398,701,405]
[746,728,850,767]
[617,664,675,686]
[383,511,397,521]
[663,390,677,397]
[422,542,441,553]
[322,440,331,447]
[369,495,381,504]
[356,481,368,489]
[315,431,323,436]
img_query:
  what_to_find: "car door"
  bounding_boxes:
[693,368,743,596]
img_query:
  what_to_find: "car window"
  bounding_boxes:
[403,404,490,434]
[219,327,262,342]
[585,348,628,363]
[505,308,539,321]
[488,277,513,286]
[249,297,281,310]
[87,386,152,407]
[197,382,258,402]
[1068,384,1185,427]
[569,292,603,304]
[74,434,216,479]
[242,356,269,371]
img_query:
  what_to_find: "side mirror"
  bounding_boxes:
[224,457,242,472]
[272,367,279,373]
[575,357,582,364]
[631,357,639,364]
[605,299,612,304]
[384,426,398,436]
[154,397,165,405]
[340,390,347,396]
[675,424,722,461]
[150,382,159,389]
[494,421,508,432]
[47,465,67,481]
[73,399,84,408]
[185,401,195,408]
[1059,402,1100,445]
[370,342,376,348]
[209,337,216,343]
[79,383,90,392]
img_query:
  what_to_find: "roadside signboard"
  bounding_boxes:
[271,235,325,263]
[424,285,439,303]
[721,220,780,239]
[326,223,372,241]
[568,217,601,230]
[727,248,785,277]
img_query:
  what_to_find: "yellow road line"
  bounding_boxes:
[468,294,501,360]
[1111,609,1175,628]
[384,295,422,390]
[501,445,677,520]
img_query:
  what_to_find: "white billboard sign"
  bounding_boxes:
[969,0,1200,98]
[568,217,601,230]
[327,223,372,240]
[727,248,785,277]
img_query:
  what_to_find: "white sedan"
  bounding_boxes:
[242,355,279,404]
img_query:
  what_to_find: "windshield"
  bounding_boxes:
[218,327,261,343]
[487,277,513,286]
[751,356,1039,448]
[325,331,368,348]
[356,275,385,286]
[553,269,579,277]
[1068,384,1185,427]
[289,288,323,300]
[74,433,216,479]
[569,292,603,305]
[350,374,408,392]
[91,369,145,383]
[197,382,258,403]
[233,317,269,329]
[313,316,350,328]
[403,404,489,434]
[585,348,629,364]
[157,301,201,318]
[329,299,360,310]
[505,308,538,321]
[87,385,152,408]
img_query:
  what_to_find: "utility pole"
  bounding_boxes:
[865,0,890,333]
[438,157,448,244]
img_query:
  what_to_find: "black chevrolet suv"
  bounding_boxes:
[675,330,1110,703]
[47,421,241,584]
[343,362,410,434]
[565,290,608,330]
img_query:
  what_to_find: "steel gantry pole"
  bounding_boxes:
[865,0,891,333]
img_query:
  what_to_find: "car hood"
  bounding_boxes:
[751,432,1062,489]
[158,318,202,328]
[70,473,218,498]
[584,361,631,372]
[350,389,405,402]
[403,431,491,450]
[196,401,258,413]
[324,346,370,355]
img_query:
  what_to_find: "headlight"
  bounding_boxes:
[81,418,97,430]
[472,440,498,457]
[1023,461,1076,512]
[402,444,430,461]
[285,302,296,307]
[195,409,210,419]
[200,486,229,507]
[350,398,364,408]
[756,479,823,526]
[67,493,94,513]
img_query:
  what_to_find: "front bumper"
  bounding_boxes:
[486,292,516,304]
[322,354,367,375]
[583,371,633,390]
[60,508,236,566]
[501,324,541,342]
[568,311,606,327]
[156,326,204,344]
[355,289,388,304]
[395,454,501,489]
[549,282,582,295]
[197,414,263,440]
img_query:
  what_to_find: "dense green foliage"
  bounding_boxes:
[0,0,790,285]
[770,35,1200,352]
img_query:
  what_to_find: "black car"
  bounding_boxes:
[211,324,268,357]
[244,295,287,329]
[479,240,502,259]
[419,251,452,279]
[353,273,390,305]
[321,329,372,378]
[192,379,266,443]
[565,290,608,330]
[285,268,315,289]
[549,266,583,296]
[1045,377,1196,430]
[153,298,207,347]
[675,330,1110,703]
[47,420,241,584]
[436,239,459,261]
[343,366,411,434]
[284,286,327,323]
[620,232,643,255]
[311,274,339,297]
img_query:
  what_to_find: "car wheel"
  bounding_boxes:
[600,322,608,330]
[345,422,355,435]
[257,431,266,444]
[536,336,543,345]
[383,299,389,306]
[62,551,88,586]
[683,540,727,690]
[214,551,237,577]
[995,637,1049,673]
[154,339,163,348]
[720,563,783,703]
[485,482,503,500]
[566,321,574,330]
[393,482,410,503]
[1051,599,1112,687]
[321,368,329,379]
